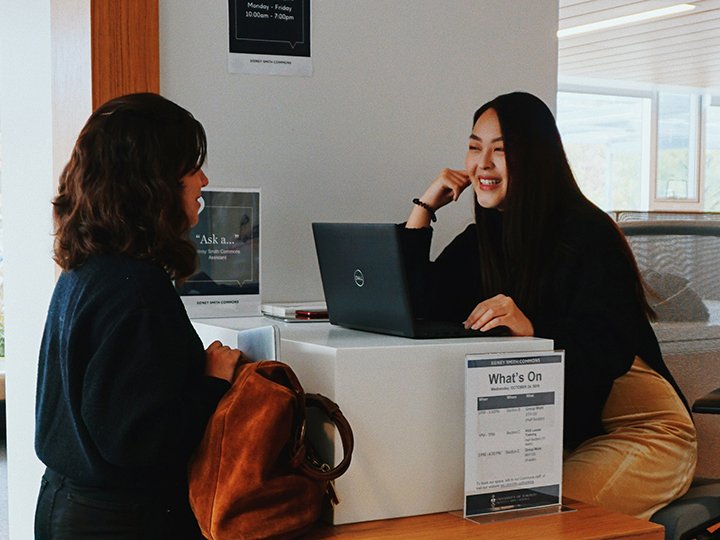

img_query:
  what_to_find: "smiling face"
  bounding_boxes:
[180,168,209,227]
[465,108,508,210]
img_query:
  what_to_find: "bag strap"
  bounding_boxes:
[299,393,354,481]
[253,362,353,481]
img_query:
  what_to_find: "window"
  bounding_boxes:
[705,97,720,211]
[0,133,3,358]
[557,91,650,211]
[656,93,696,202]
[557,85,718,213]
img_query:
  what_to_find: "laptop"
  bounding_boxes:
[311,222,509,339]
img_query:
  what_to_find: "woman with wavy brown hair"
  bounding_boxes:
[34,93,242,539]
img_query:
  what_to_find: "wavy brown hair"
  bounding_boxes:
[53,92,207,281]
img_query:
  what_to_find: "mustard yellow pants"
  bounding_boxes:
[563,357,697,520]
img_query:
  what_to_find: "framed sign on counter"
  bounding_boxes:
[178,187,260,318]
[464,350,565,520]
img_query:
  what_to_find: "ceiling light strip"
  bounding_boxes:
[558,3,697,38]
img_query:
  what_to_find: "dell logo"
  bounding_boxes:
[353,269,365,288]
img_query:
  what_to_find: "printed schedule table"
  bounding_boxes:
[474,392,556,478]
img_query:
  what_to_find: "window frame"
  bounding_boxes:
[700,95,720,212]
[557,83,653,211]
[558,81,718,212]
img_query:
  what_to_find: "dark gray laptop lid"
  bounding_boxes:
[312,222,416,336]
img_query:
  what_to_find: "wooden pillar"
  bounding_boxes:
[90,0,159,109]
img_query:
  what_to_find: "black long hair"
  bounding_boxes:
[472,92,652,319]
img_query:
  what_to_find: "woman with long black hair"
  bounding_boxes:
[402,91,697,518]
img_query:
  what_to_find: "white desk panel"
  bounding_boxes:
[193,318,554,524]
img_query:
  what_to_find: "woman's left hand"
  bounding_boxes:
[205,340,246,382]
[463,294,534,336]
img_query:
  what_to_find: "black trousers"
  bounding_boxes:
[35,468,204,540]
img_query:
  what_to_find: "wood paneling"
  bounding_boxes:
[90,0,159,109]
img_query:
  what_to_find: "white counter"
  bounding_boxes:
[193,317,554,524]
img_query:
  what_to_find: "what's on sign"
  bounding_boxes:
[464,351,565,518]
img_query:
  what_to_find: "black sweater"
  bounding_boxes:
[400,204,687,450]
[35,254,229,491]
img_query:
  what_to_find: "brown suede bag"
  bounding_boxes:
[189,360,353,540]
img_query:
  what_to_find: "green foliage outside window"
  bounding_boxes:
[656,149,690,200]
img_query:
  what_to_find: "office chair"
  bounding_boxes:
[618,219,720,539]
[651,392,720,540]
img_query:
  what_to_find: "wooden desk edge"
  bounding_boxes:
[312,499,664,539]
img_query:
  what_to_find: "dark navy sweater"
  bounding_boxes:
[35,254,229,491]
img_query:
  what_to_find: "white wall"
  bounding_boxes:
[0,2,57,539]
[0,1,91,538]
[160,0,560,302]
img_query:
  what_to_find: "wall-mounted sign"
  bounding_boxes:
[464,351,565,519]
[228,0,312,76]
[178,188,261,318]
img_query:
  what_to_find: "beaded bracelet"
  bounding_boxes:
[412,198,437,222]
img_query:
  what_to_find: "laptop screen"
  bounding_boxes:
[312,222,417,335]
